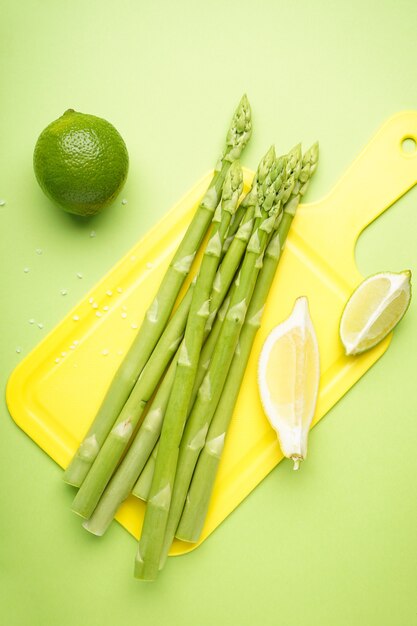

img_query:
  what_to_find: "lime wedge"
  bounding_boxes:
[258,297,320,470]
[340,270,412,355]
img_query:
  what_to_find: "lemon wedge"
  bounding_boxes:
[258,297,320,470]
[340,271,412,356]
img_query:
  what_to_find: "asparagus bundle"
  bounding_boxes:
[177,144,319,542]
[72,165,266,519]
[157,147,303,568]
[131,144,304,508]
[64,95,252,488]
[82,163,244,534]
[75,146,274,521]
[63,94,321,584]
[135,149,287,580]
[72,160,246,519]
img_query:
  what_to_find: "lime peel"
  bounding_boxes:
[340,270,412,356]
[33,109,129,217]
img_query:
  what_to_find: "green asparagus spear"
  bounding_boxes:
[64,95,252,487]
[132,443,158,502]
[177,144,319,542]
[135,149,286,581]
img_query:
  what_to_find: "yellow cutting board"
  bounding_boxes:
[7,112,417,556]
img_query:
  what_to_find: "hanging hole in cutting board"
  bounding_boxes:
[401,137,417,154]
[352,125,417,278]
[355,183,417,279]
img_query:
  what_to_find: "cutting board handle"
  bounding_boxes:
[295,111,417,281]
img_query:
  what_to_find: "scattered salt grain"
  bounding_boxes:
[121,312,127,319]
[38,323,44,329]
[117,287,123,293]
[96,311,102,318]
[146,262,154,270]
[61,352,67,357]
[35,248,43,255]
[106,290,113,297]
[0,199,5,206]
[24,267,30,273]
[73,315,80,321]
[55,358,60,364]
[16,347,22,354]
[122,199,128,205]
[76,272,83,279]
[131,323,138,329]
[29,318,35,325]
[103,305,109,311]
[90,230,96,238]
[61,289,68,296]
[102,349,109,356]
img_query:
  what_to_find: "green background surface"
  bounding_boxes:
[1,1,417,624]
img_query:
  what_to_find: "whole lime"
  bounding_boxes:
[33,109,129,216]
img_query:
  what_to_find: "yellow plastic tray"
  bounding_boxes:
[7,112,417,556]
